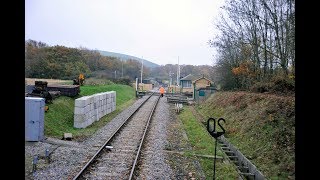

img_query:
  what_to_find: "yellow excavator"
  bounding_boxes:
[73,73,85,86]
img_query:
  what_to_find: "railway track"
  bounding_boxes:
[72,92,160,180]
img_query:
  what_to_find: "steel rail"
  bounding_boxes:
[128,94,161,179]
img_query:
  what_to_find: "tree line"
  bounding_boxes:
[209,0,294,93]
[25,39,150,81]
[25,39,213,85]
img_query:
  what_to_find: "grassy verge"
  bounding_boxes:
[45,83,136,139]
[178,106,239,179]
[195,91,295,179]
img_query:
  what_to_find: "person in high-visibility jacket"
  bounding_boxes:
[159,86,165,97]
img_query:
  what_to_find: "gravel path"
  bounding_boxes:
[25,94,205,179]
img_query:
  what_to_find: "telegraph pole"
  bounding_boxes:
[177,56,180,86]
[141,57,143,83]
[121,59,123,78]
[169,71,174,86]
[135,77,138,97]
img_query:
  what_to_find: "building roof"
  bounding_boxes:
[180,74,213,83]
[179,74,197,81]
[192,75,213,83]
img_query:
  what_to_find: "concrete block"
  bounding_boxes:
[88,117,93,124]
[75,95,93,107]
[87,96,93,105]
[94,95,99,102]
[74,114,86,123]
[90,111,94,118]
[63,133,72,140]
[85,112,91,119]
[84,105,90,113]
[84,97,91,106]
[102,93,107,99]
[100,94,104,100]
[84,96,91,105]
[74,121,86,128]
[74,106,85,115]
[82,121,89,128]
[92,117,96,124]
[75,98,86,107]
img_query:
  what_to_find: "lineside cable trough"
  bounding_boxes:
[217,135,265,180]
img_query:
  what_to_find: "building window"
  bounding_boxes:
[182,81,192,88]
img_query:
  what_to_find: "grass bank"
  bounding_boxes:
[178,106,239,179]
[44,83,136,140]
[195,91,295,179]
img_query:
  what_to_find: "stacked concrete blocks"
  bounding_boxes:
[74,91,116,128]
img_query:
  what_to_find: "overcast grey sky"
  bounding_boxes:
[25,0,225,66]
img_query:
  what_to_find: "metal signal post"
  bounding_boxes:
[207,117,226,180]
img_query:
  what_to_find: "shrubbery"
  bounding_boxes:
[250,76,295,95]
[113,78,132,86]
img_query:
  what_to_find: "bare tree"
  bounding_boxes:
[209,0,295,90]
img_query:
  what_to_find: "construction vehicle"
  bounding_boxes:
[73,73,85,86]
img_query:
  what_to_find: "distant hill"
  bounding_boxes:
[98,50,160,69]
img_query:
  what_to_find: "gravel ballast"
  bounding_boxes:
[25,94,205,179]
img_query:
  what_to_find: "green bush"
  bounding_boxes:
[113,78,132,86]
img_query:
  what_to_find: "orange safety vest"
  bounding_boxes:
[159,87,165,94]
